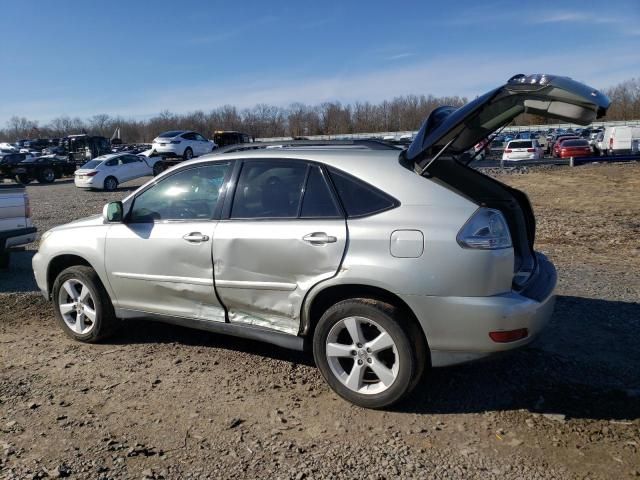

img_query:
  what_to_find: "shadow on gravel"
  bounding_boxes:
[0,251,38,292]
[400,295,640,421]
[104,319,313,367]
[24,179,74,186]
[101,294,640,421]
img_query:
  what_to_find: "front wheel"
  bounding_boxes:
[52,266,118,342]
[313,299,425,409]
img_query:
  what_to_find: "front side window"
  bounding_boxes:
[121,155,140,164]
[129,162,231,222]
[231,161,307,218]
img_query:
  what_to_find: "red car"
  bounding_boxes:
[558,139,592,159]
[553,136,579,157]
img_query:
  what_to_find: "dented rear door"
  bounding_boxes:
[212,159,347,335]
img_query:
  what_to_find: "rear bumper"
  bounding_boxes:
[152,145,183,157]
[401,253,557,367]
[0,226,37,251]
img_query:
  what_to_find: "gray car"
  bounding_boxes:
[32,74,610,408]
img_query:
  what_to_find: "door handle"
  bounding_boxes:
[303,232,337,245]
[183,232,210,243]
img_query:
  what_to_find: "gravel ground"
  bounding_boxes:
[1,165,639,479]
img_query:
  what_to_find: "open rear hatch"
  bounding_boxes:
[403,74,610,290]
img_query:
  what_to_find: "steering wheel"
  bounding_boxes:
[171,200,200,219]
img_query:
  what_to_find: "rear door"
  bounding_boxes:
[213,159,347,334]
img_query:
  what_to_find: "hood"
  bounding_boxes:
[406,74,611,173]
[51,214,104,232]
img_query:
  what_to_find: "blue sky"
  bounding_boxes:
[1,0,638,124]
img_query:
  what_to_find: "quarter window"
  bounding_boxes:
[129,162,230,222]
[328,168,397,217]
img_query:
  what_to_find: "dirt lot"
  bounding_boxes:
[1,164,639,479]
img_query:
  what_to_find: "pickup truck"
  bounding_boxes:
[8,155,77,184]
[0,183,36,268]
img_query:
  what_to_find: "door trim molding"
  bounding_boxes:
[215,279,297,291]
[112,271,214,286]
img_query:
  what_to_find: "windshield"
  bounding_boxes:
[158,131,184,138]
[82,160,102,169]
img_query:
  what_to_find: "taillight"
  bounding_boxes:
[609,138,613,147]
[24,194,31,218]
[86,171,99,177]
[457,208,512,250]
[505,149,512,153]
[526,148,535,152]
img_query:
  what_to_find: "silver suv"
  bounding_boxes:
[32,74,610,408]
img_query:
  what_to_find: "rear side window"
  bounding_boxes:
[300,166,341,218]
[328,168,397,218]
[231,161,307,218]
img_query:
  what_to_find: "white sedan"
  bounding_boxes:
[151,130,216,160]
[74,153,161,191]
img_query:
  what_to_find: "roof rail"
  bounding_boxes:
[211,139,402,155]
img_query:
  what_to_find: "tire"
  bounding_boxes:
[103,176,118,191]
[313,298,425,409]
[0,251,10,269]
[14,174,31,185]
[52,265,118,342]
[37,167,56,184]
[183,148,193,160]
[152,162,164,176]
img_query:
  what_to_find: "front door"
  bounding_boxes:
[213,160,347,334]
[105,161,232,320]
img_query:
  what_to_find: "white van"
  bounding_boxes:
[603,126,640,155]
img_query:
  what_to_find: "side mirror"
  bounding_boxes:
[103,201,123,223]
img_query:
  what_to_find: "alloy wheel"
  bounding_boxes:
[325,316,399,395]
[57,279,97,335]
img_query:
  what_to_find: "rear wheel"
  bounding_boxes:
[103,176,118,191]
[313,298,424,409]
[183,148,193,160]
[52,266,118,342]
[152,162,164,176]
[37,167,56,184]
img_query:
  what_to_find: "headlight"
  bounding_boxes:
[457,208,512,250]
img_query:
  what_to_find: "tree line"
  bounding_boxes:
[2,78,638,143]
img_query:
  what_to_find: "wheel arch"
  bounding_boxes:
[302,284,428,347]
[46,254,96,299]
